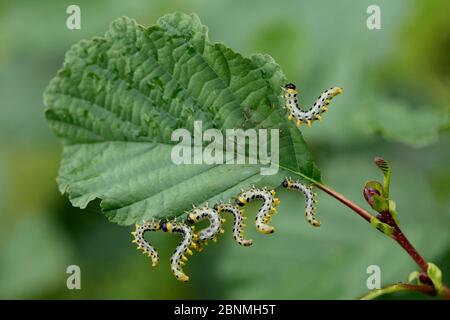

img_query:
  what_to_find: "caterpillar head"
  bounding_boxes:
[236,196,247,207]
[283,83,297,95]
[213,202,222,212]
[187,212,199,224]
[282,177,293,189]
[161,222,173,233]
[187,207,206,224]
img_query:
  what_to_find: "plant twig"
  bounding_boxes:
[313,181,450,299]
[314,182,372,222]
[360,283,436,300]
[378,211,428,273]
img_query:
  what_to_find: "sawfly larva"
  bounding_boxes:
[236,186,280,234]
[283,83,343,128]
[187,205,224,246]
[283,177,320,227]
[131,221,161,267]
[161,221,197,282]
[214,201,253,247]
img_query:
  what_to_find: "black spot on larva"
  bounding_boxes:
[187,216,195,224]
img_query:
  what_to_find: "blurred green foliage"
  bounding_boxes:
[0,0,449,299]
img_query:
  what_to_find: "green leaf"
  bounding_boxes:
[370,216,394,237]
[388,200,400,225]
[364,180,389,213]
[371,196,390,213]
[374,157,391,197]
[427,263,443,294]
[44,13,320,225]
[365,180,384,195]
[408,271,421,284]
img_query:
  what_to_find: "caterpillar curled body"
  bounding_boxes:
[236,187,280,234]
[214,202,253,247]
[161,222,197,282]
[283,83,343,128]
[282,177,320,227]
[187,205,224,245]
[131,221,161,267]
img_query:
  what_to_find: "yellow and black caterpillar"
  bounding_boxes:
[131,179,318,281]
[161,221,196,282]
[187,205,224,245]
[236,186,280,234]
[283,83,343,128]
[214,202,252,247]
[283,178,320,227]
[131,221,161,267]
[132,82,341,282]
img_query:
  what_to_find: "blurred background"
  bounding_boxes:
[0,0,449,299]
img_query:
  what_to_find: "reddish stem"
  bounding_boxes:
[315,183,372,222]
[314,182,450,299]
[378,212,428,273]
[394,231,428,272]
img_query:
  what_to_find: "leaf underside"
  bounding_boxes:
[44,12,320,225]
